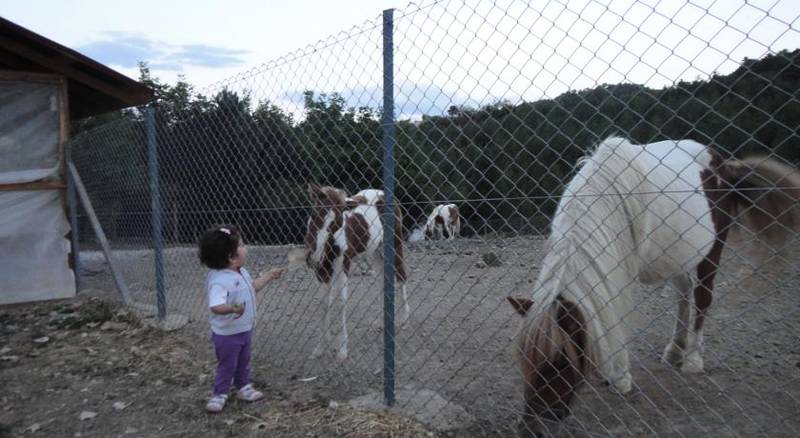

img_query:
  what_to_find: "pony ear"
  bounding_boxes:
[308,183,321,197]
[345,197,359,209]
[507,297,534,316]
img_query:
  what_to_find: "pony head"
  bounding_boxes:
[305,184,347,272]
[507,296,590,424]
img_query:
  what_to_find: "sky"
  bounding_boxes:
[3,0,407,86]
[4,0,800,119]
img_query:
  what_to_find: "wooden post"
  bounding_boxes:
[67,162,131,304]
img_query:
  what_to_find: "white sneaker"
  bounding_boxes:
[236,384,264,402]
[206,394,227,413]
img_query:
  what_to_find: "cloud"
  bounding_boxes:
[278,83,491,120]
[75,32,249,71]
[173,44,250,68]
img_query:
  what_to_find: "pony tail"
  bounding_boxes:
[717,156,800,243]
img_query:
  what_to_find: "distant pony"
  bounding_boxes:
[424,204,461,240]
[507,137,800,427]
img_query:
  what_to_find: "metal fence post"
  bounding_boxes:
[147,106,166,320]
[382,7,396,408]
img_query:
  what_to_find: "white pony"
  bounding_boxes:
[507,136,800,423]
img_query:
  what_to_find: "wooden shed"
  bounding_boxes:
[0,16,152,305]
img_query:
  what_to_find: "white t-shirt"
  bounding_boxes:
[206,267,257,335]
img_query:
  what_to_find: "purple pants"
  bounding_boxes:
[211,330,252,396]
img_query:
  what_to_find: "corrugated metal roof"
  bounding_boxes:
[0,16,153,119]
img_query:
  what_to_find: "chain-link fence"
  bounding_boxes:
[68,0,800,436]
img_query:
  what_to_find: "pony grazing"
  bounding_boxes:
[305,184,409,359]
[424,203,461,240]
[507,136,800,424]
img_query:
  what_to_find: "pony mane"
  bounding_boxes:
[516,136,646,377]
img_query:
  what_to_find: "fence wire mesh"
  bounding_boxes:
[68,0,800,436]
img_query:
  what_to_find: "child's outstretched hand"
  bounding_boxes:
[253,268,286,291]
[262,268,285,281]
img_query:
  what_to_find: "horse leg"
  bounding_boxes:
[334,259,349,360]
[393,240,410,326]
[609,348,632,394]
[601,318,632,393]
[605,283,634,394]
[682,224,726,373]
[684,259,717,373]
[663,273,693,367]
[311,279,336,359]
[400,282,410,323]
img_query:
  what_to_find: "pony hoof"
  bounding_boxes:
[681,353,704,373]
[662,344,684,367]
[611,373,633,394]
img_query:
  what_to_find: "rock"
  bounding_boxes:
[112,401,129,411]
[349,389,473,432]
[79,410,97,420]
[100,321,127,331]
[251,422,268,430]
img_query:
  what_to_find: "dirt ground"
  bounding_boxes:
[0,295,435,437]
[4,233,800,437]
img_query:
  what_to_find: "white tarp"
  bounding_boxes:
[0,79,75,304]
[0,191,75,304]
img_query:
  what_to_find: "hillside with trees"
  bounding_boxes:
[71,50,800,243]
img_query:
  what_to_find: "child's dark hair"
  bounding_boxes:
[198,225,241,269]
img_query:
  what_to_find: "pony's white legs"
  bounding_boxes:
[601,347,632,394]
[311,276,337,359]
[663,274,693,367]
[447,224,455,240]
[682,327,705,373]
[333,260,349,360]
[398,282,410,325]
[599,316,633,394]
[376,260,410,326]
[611,349,632,394]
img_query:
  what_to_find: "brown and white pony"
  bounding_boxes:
[507,137,800,427]
[305,184,409,359]
[424,203,461,240]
